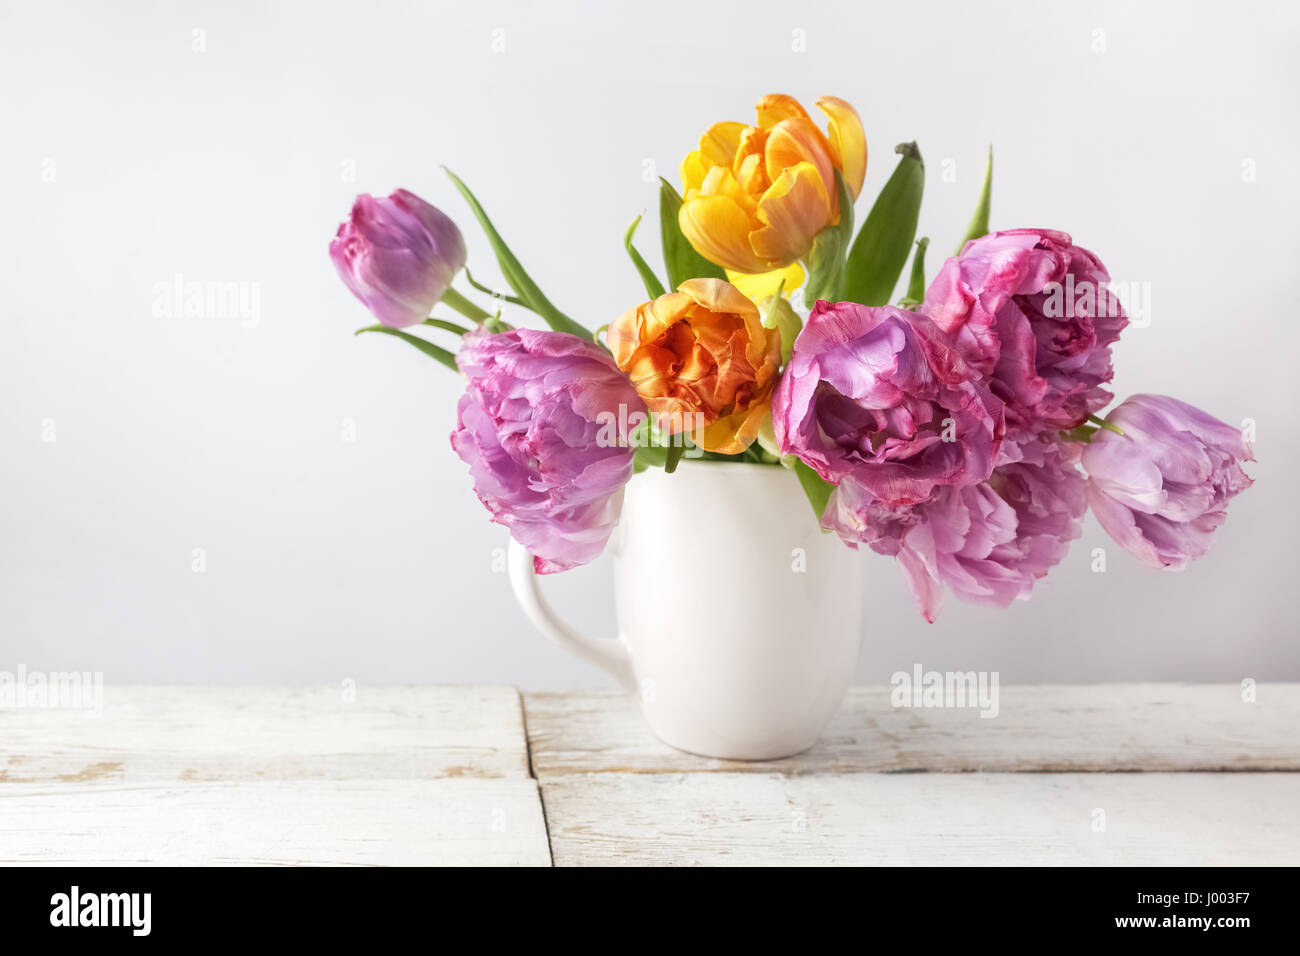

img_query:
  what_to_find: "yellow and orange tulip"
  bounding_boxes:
[679,94,867,277]
[607,278,782,454]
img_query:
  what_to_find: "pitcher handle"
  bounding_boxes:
[507,539,636,692]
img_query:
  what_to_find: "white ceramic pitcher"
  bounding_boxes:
[508,460,865,760]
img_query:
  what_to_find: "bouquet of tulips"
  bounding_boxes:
[329,93,1254,621]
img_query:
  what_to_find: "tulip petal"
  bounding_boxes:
[750,162,831,267]
[755,93,810,129]
[680,150,709,195]
[699,164,759,217]
[816,96,867,198]
[699,121,747,169]
[677,276,761,319]
[679,196,770,274]
[764,118,837,216]
[726,262,805,301]
[695,405,764,454]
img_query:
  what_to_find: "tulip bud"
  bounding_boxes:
[330,189,466,329]
[759,292,802,366]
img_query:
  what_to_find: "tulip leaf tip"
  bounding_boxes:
[895,141,923,164]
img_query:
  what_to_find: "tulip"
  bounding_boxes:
[772,300,1004,507]
[606,278,782,454]
[450,328,647,574]
[330,189,467,329]
[923,229,1127,436]
[1082,395,1254,570]
[678,94,866,275]
[825,438,1087,622]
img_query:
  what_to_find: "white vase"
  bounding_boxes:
[509,459,866,760]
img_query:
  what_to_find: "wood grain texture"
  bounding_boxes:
[524,684,1300,775]
[6,684,1297,866]
[0,780,550,866]
[0,685,531,783]
[541,772,1300,866]
[0,685,552,866]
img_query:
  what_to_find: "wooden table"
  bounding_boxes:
[2,685,1297,866]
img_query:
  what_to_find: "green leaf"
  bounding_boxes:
[422,317,470,336]
[624,216,667,299]
[355,325,459,373]
[631,416,667,472]
[664,441,685,473]
[793,460,835,524]
[464,268,525,307]
[954,145,993,254]
[444,168,593,340]
[803,169,856,303]
[841,142,925,306]
[633,444,667,472]
[899,236,930,307]
[659,178,726,290]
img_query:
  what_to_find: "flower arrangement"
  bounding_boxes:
[329,93,1254,621]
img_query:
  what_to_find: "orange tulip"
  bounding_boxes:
[679,94,867,276]
[607,278,782,454]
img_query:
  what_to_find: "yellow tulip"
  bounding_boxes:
[679,94,867,277]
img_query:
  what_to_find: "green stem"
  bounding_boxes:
[1088,413,1125,436]
[441,287,492,323]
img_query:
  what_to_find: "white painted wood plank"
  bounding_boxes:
[541,772,1300,866]
[0,685,530,783]
[525,684,1300,774]
[0,779,551,866]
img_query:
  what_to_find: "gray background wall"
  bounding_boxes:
[2,0,1296,688]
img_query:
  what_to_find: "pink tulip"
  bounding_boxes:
[771,301,1004,508]
[330,189,466,329]
[1082,395,1253,569]
[825,438,1087,621]
[451,328,646,574]
[924,229,1127,436]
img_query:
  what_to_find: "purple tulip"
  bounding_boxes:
[772,301,1004,507]
[1082,395,1253,570]
[825,438,1087,622]
[924,229,1127,435]
[330,188,467,329]
[450,328,646,574]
